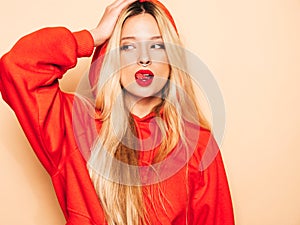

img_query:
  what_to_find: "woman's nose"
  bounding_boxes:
[138,59,151,67]
[138,46,151,67]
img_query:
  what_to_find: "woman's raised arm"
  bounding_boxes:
[0,27,94,174]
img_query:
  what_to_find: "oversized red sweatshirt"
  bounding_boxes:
[0,27,234,225]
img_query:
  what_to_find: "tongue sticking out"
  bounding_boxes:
[135,71,154,87]
[135,73,152,80]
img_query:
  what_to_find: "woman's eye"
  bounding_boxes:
[150,43,165,50]
[120,44,135,51]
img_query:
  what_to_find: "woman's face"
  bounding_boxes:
[119,13,170,99]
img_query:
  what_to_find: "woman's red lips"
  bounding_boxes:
[135,70,154,87]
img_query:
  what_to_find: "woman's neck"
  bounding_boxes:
[125,94,162,118]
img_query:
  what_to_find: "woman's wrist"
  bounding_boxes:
[89,28,106,47]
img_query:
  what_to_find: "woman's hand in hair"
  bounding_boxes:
[90,0,137,47]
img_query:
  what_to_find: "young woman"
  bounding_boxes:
[0,0,234,224]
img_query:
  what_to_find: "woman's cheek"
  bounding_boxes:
[120,52,138,67]
[120,67,135,87]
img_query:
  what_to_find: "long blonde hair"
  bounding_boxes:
[87,1,210,225]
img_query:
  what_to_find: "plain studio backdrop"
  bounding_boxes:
[0,0,300,224]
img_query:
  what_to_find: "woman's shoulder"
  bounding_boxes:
[183,120,219,170]
[183,119,212,146]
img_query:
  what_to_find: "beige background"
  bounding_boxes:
[1,0,300,224]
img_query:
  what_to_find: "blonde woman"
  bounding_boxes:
[0,0,234,224]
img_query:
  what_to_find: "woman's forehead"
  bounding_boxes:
[121,13,161,41]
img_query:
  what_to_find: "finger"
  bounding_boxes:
[117,0,137,7]
[108,0,129,8]
[110,0,137,12]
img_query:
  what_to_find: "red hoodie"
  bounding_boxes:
[0,27,234,225]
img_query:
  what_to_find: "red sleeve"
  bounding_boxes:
[0,27,94,175]
[188,132,235,225]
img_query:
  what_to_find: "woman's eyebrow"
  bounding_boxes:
[151,36,163,40]
[120,35,163,41]
[120,36,135,41]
